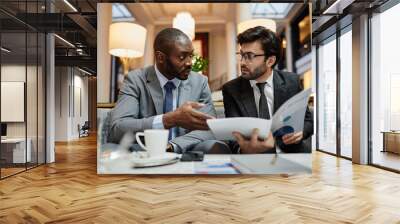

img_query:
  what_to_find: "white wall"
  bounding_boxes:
[209,29,228,88]
[55,66,68,141]
[72,74,89,138]
[1,66,26,132]
[46,32,56,163]
[1,64,46,163]
[1,65,26,140]
[1,65,37,138]
[55,67,89,141]
[97,3,112,104]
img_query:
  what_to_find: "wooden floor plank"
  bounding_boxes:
[0,135,399,223]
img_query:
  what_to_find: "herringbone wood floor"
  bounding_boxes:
[1,135,400,224]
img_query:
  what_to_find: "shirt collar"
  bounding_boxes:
[154,65,181,89]
[249,70,274,88]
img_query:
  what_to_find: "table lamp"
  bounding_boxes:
[109,22,147,75]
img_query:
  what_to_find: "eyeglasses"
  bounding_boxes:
[236,52,266,62]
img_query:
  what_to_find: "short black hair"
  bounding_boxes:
[154,28,190,55]
[237,26,282,67]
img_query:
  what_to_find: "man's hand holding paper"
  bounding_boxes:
[233,128,275,153]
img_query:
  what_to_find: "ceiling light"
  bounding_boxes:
[1,47,11,53]
[282,39,287,48]
[54,34,75,48]
[78,67,93,76]
[173,12,195,40]
[63,0,78,12]
[323,0,355,15]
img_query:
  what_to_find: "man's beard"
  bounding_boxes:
[165,58,191,80]
[241,64,267,80]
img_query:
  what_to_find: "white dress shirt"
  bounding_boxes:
[152,65,181,140]
[249,70,274,117]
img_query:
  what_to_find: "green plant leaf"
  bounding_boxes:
[191,54,208,73]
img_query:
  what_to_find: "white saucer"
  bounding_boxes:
[130,152,180,168]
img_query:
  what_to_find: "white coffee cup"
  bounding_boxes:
[135,129,169,157]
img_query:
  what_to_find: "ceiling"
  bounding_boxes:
[0,0,97,74]
[159,3,213,16]
[251,3,294,19]
[125,3,304,35]
[127,3,234,26]
[0,31,45,65]
[0,0,308,75]
[312,0,389,43]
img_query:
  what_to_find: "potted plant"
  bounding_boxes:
[191,54,209,74]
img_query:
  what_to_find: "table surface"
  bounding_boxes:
[1,138,28,143]
[381,131,400,134]
[98,150,312,175]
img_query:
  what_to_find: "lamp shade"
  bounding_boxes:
[173,12,195,40]
[237,19,277,34]
[109,22,147,58]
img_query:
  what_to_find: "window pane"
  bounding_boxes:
[340,29,352,158]
[371,3,400,171]
[318,37,337,154]
[27,31,38,169]
[1,30,28,177]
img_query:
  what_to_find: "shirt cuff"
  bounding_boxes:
[152,114,165,129]
[169,142,178,153]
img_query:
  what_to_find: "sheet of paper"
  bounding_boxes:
[207,117,271,140]
[270,88,312,137]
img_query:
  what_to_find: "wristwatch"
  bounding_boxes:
[166,143,174,152]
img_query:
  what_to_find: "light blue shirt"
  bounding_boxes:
[152,65,181,140]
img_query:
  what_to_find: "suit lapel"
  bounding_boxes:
[240,77,258,117]
[177,76,191,107]
[176,74,192,136]
[146,66,164,115]
[273,70,286,113]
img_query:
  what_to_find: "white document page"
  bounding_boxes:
[207,117,271,140]
[270,88,312,137]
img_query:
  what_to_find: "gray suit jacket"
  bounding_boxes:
[109,65,216,153]
[222,70,313,153]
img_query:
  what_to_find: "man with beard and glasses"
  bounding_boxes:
[222,26,313,154]
[109,28,228,154]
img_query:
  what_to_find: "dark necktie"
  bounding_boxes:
[163,81,176,140]
[256,82,271,119]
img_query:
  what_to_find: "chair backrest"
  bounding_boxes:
[97,109,113,145]
[82,121,90,129]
